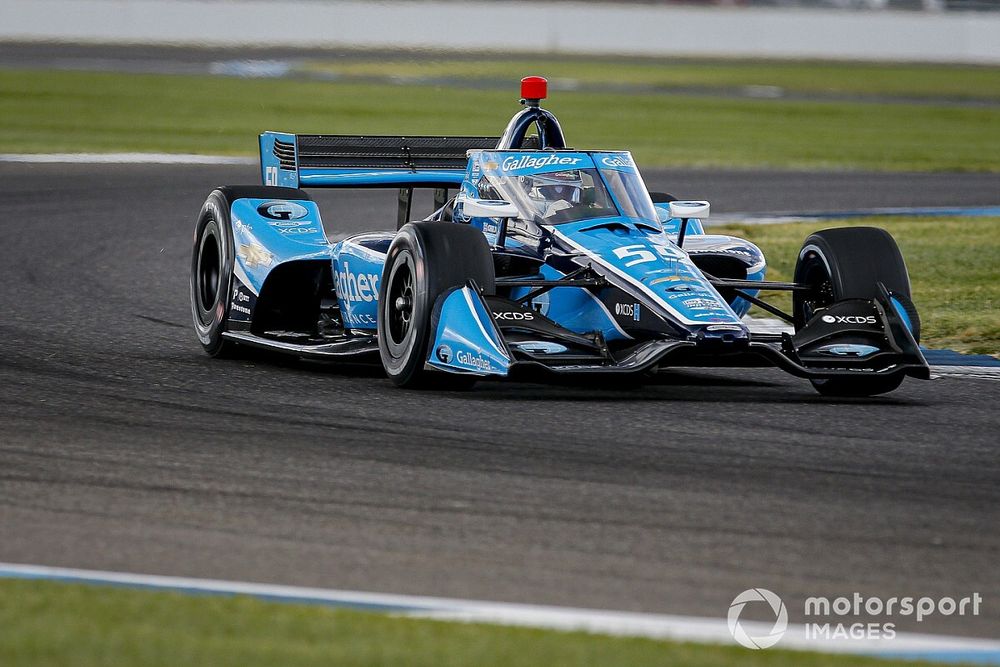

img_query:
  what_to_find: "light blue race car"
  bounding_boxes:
[190,76,928,396]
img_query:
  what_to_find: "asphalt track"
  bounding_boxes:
[1,162,998,639]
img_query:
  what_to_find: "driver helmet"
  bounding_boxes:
[522,170,584,206]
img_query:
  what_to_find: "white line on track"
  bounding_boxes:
[931,366,1000,381]
[0,153,255,164]
[744,315,793,335]
[1,562,999,663]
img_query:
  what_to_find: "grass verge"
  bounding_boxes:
[1,68,999,171]
[0,579,955,667]
[300,56,1000,102]
[710,217,1000,355]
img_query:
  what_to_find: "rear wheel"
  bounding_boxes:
[191,190,239,357]
[792,226,918,397]
[378,223,495,389]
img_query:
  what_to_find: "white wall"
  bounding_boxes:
[2,0,999,64]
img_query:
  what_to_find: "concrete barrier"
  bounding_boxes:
[2,0,999,64]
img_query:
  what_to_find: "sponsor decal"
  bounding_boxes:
[271,223,317,235]
[343,312,376,327]
[500,154,582,171]
[257,201,309,221]
[493,311,535,321]
[436,345,453,363]
[512,341,568,355]
[267,219,311,228]
[614,302,641,322]
[716,247,754,258]
[650,275,686,286]
[335,261,380,303]
[481,220,501,240]
[815,343,880,357]
[263,216,316,234]
[599,155,633,169]
[683,297,721,310]
[229,283,255,320]
[237,242,273,269]
[706,324,744,332]
[456,349,492,372]
[666,287,710,298]
[821,314,877,325]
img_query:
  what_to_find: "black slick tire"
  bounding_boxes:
[377,223,496,389]
[191,189,239,357]
[792,226,918,397]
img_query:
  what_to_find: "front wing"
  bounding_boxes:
[424,281,929,383]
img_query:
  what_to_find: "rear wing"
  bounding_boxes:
[260,132,499,228]
[259,132,499,190]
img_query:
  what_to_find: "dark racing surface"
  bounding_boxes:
[1,162,998,637]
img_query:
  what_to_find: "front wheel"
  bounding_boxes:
[377,223,495,389]
[792,226,919,397]
[190,190,239,357]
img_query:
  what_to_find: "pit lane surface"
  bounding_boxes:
[1,163,998,638]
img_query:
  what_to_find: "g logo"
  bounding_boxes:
[257,201,309,221]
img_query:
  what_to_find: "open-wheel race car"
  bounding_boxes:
[190,76,928,396]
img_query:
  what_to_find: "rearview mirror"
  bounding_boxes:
[461,198,520,219]
[668,200,710,220]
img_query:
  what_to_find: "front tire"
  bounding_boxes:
[191,190,238,357]
[792,226,918,397]
[377,223,495,388]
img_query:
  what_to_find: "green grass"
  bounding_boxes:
[0,579,958,667]
[1,68,999,171]
[301,56,1000,101]
[710,217,1000,355]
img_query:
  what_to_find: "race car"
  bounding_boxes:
[190,76,928,396]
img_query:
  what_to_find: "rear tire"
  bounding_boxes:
[378,223,496,389]
[792,226,918,397]
[191,190,239,357]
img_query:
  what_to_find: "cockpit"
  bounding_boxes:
[470,151,659,226]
